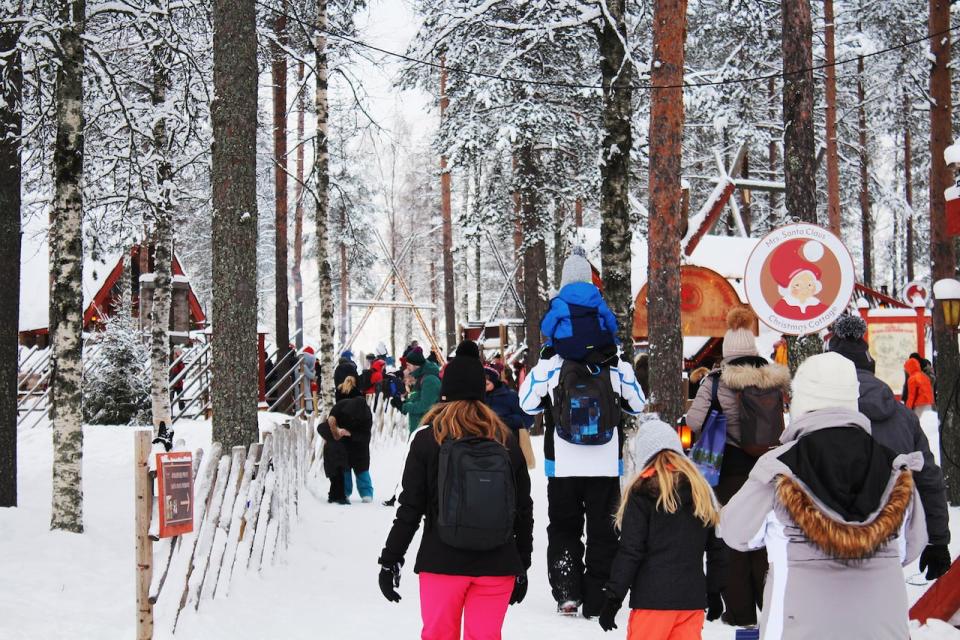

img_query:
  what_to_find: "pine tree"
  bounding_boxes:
[83,277,151,425]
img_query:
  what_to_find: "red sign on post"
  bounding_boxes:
[156,451,194,538]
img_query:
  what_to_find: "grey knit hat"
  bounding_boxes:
[631,419,686,470]
[560,246,593,288]
[832,314,867,341]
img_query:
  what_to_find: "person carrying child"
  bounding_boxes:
[329,376,375,503]
[540,246,619,365]
[598,419,727,638]
[317,409,351,505]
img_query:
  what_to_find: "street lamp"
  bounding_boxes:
[933,278,960,331]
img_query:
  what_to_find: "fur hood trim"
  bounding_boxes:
[776,471,913,561]
[720,362,791,391]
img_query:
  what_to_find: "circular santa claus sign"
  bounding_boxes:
[744,223,855,335]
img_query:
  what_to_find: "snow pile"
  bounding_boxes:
[1,416,959,639]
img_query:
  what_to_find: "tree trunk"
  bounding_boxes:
[767,75,779,214]
[512,166,524,344]
[314,0,335,410]
[781,0,817,225]
[474,235,481,321]
[928,0,960,503]
[646,0,688,425]
[553,200,565,288]
[823,0,841,235]
[741,153,752,236]
[439,59,456,353]
[517,143,544,369]
[0,17,22,508]
[782,0,820,371]
[292,61,305,350]
[339,206,348,340]
[857,50,873,288]
[271,4,290,408]
[50,0,85,532]
[597,0,634,354]
[149,38,174,432]
[211,0,259,450]
[903,89,915,283]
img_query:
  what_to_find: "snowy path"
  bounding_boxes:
[2,418,959,639]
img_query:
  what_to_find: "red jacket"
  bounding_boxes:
[366,359,385,394]
[904,358,934,409]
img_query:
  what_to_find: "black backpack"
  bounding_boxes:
[550,360,620,445]
[437,437,516,551]
[737,385,785,457]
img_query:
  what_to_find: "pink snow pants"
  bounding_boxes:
[419,573,514,640]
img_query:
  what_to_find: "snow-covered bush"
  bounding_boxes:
[83,309,152,426]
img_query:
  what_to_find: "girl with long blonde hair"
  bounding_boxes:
[598,420,727,639]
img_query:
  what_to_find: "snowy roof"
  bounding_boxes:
[19,225,118,332]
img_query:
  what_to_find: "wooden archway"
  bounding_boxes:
[634,265,747,339]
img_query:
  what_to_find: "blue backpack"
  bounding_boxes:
[552,302,617,365]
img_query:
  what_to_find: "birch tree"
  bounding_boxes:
[314,0,335,408]
[0,9,22,508]
[211,0,260,450]
[50,0,86,532]
[148,24,174,431]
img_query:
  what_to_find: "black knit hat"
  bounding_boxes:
[828,315,875,373]
[441,341,486,401]
[406,348,426,367]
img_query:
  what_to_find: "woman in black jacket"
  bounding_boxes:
[378,342,534,640]
[330,377,374,502]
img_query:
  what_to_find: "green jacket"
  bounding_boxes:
[402,361,441,433]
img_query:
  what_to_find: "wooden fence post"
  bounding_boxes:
[135,429,154,640]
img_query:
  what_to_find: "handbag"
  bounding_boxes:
[689,374,727,487]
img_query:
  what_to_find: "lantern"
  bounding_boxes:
[933,279,960,331]
[678,425,693,450]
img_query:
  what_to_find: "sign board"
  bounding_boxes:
[634,265,747,338]
[946,182,960,237]
[901,281,929,308]
[744,224,855,335]
[867,320,919,396]
[156,451,194,538]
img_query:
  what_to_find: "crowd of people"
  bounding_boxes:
[311,247,953,640]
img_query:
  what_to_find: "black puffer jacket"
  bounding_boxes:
[379,426,534,576]
[606,477,727,610]
[856,369,950,545]
[330,395,373,472]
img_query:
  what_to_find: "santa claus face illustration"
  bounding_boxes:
[767,239,830,319]
[787,270,820,303]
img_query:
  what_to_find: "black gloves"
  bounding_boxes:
[378,562,402,602]
[706,592,724,621]
[152,421,174,452]
[509,572,528,605]
[390,396,403,411]
[919,544,952,580]
[598,590,622,632]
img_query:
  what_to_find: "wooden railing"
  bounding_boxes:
[136,417,316,638]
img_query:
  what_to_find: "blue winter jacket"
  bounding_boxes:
[485,384,534,433]
[540,282,619,361]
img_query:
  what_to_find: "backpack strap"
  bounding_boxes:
[709,372,723,414]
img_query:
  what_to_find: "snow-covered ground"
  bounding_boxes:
[1,414,959,640]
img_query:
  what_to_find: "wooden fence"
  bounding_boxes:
[136,417,316,638]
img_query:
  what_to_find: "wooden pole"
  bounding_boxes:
[135,430,154,640]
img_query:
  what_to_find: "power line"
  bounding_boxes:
[319,22,958,91]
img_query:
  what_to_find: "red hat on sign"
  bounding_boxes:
[770,239,824,287]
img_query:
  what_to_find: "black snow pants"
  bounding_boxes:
[715,445,767,626]
[546,476,620,617]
